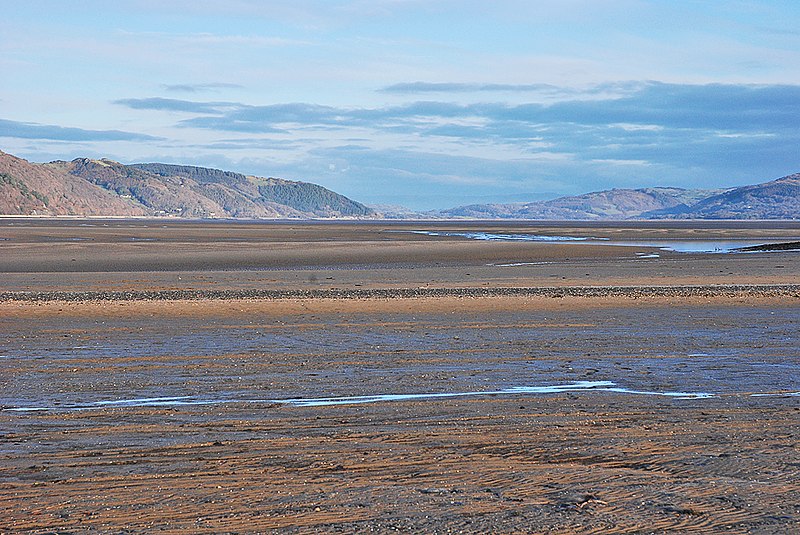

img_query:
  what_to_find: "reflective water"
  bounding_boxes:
[407,229,797,253]
[604,240,785,253]
[406,230,598,242]
[3,380,719,412]
[3,305,797,415]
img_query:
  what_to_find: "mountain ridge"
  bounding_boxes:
[1,149,798,219]
[0,150,373,218]
[434,175,800,220]
[435,186,729,220]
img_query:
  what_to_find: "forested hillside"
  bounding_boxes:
[0,150,373,218]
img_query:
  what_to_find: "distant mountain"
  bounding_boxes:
[3,149,798,220]
[437,174,800,220]
[366,204,426,219]
[438,187,727,220]
[642,173,800,219]
[0,150,373,218]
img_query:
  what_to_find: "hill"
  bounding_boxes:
[0,152,149,216]
[0,150,373,218]
[437,174,800,220]
[438,187,726,220]
[133,163,371,217]
[642,174,800,219]
[3,148,798,220]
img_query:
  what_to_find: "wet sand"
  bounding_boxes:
[1,220,799,533]
[2,219,800,293]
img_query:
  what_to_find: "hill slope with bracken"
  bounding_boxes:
[0,151,149,216]
[0,150,373,218]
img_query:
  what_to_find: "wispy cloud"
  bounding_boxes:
[186,138,303,150]
[0,118,161,142]
[162,83,244,93]
[115,81,800,133]
[177,116,288,134]
[379,80,648,97]
[171,33,310,47]
[113,97,240,114]
[380,82,565,94]
[115,29,310,48]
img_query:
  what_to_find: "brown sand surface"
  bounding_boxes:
[1,219,799,533]
[1,219,800,292]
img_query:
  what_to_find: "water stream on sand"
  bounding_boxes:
[404,230,799,253]
[14,381,800,413]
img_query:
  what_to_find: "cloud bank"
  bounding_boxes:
[116,82,800,133]
[0,119,162,142]
[101,81,800,207]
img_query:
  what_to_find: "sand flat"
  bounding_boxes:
[1,219,799,533]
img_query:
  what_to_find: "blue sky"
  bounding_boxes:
[2,1,800,209]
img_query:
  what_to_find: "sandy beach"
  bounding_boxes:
[1,219,799,533]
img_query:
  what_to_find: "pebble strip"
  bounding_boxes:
[0,284,799,302]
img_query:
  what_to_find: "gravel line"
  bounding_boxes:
[1,284,799,302]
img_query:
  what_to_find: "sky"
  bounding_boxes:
[2,1,800,209]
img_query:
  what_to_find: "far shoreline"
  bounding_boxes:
[2,214,800,225]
